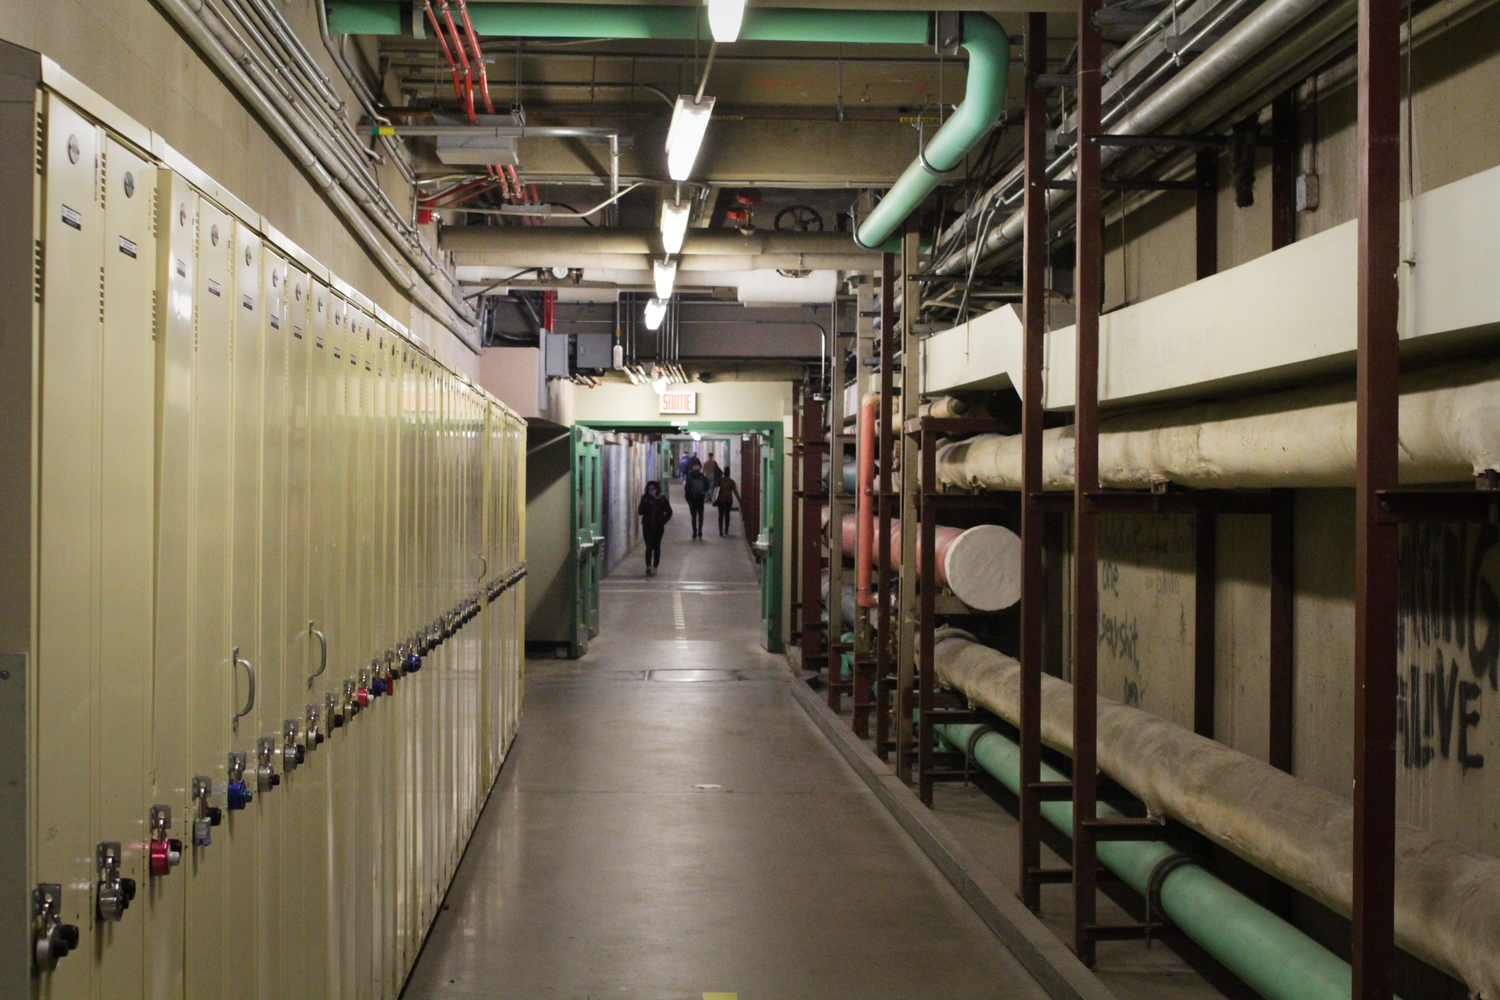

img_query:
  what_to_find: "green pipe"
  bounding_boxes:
[326,3,1004,250]
[326,3,928,43]
[854,13,1009,250]
[936,723,1382,1000]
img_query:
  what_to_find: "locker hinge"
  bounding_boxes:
[98,149,106,209]
[151,288,159,340]
[99,266,105,324]
[32,239,42,305]
[152,186,160,239]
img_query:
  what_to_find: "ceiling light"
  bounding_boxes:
[706,0,746,42]
[651,377,669,394]
[690,431,703,442]
[644,297,668,330]
[660,198,692,255]
[653,260,677,300]
[665,95,714,181]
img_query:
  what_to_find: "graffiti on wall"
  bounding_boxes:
[1397,523,1500,773]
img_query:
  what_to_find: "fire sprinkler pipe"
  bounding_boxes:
[325,4,1010,250]
[856,393,879,608]
[838,514,1020,611]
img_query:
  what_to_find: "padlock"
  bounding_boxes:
[370,659,386,697]
[147,806,183,877]
[355,670,371,709]
[191,776,222,847]
[306,704,324,747]
[255,737,281,792]
[326,690,344,729]
[282,719,306,772]
[32,884,79,973]
[96,843,136,922]
[227,751,253,810]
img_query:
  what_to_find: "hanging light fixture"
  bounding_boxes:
[653,259,677,300]
[665,95,715,181]
[660,198,693,255]
[706,0,746,42]
[644,296,668,330]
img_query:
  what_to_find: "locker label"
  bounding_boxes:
[241,294,254,311]
[270,315,280,330]
[316,335,324,348]
[333,347,341,358]
[175,258,187,278]
[294,326,303,339]
[207,279,222,297]
[61,204,82,230]
[118,236,137,259]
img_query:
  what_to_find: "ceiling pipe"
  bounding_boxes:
[326,3,1009,250]
[854,13,1009,251]
[932,0,1333,276]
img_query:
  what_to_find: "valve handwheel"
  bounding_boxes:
[775,205,824,232]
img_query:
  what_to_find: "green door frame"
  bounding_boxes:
[578,420,785,653]
[569,426,604,656]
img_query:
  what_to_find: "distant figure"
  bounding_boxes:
[678,452,692,479]
[713,473,742,537]
[683,462,711,539]
[637,481,672,575]
[702,454,722,485]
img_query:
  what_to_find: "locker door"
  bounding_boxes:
[183,195,235,1000]
[151,168,197,1000]
[96,133,159,1000]
[33,100,103,1000]
[280,261,320,1000]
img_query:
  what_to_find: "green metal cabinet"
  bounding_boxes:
[570,427,605,655]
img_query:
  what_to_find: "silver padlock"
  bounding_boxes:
[95,843,136,922]
[255,737,280,792]
[33,884,79,972]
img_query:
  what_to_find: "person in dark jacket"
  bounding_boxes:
[637,481,672,574]
[713,473,741,537]
[682,463,711,539]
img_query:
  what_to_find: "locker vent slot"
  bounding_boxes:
[34,110,43,175]
[32,239,42,304]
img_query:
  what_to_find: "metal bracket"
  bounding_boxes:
[934,11,962,56]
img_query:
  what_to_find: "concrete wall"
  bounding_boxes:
[0,0,477,377]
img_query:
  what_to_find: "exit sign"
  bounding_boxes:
[659,391,697,414]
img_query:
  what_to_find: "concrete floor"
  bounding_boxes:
[401,484,1055,1000]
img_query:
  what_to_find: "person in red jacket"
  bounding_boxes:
[637,480,672,575]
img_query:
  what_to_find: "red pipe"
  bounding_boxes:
[421,0,465,110]
[856,393,878,607]
[436,0,477,122]
[454,0,495,115]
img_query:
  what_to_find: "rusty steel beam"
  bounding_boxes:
[1352,0,1401,989]
[1019,10,1053,915]
[1194,512,1217,739]
[875,252,897,761]
[1073,0,1105,967]
[1196,148,1219,280]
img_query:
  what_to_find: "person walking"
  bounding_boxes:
[713,472,742,537]
[637,480,672,574]
[683,461,711,539]
[701,453,721,486]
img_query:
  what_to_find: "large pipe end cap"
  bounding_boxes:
[943,523,1022,611]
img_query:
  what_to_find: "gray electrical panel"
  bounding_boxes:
[544,333,571,377]
[575,334,614,370]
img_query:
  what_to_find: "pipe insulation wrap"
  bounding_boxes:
[932,633,1500,997]
[936,360,1500,490]
[934,722,1366,1000]
[837,514,1021,611]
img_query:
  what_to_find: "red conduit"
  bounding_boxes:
[421,0,465,112]
[454,0,495,115]
[436,0,476,122]
[856,393,878,608]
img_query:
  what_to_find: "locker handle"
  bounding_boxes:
[231,647,256,733]
[475,554,488,582]
[307,622,328,688]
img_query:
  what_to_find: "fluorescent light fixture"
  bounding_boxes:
[653,260,677,300]
[707,0,746,42]
[644,297,668,330]
[665,95,714,181]
[690,431,703,442]
[660,199,692,255]
[651,378,669,394]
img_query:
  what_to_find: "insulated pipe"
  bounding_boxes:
[440,227,874,258]
[934,721,1374,1000]
[854,13,1010,250]
[935,359,1500,491]
[933,634,1500,997]
[839,514,1020,611]
[932,0,1332,274]
[855,393,878,608]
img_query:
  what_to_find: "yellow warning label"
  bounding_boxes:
[703,994,739,1000]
